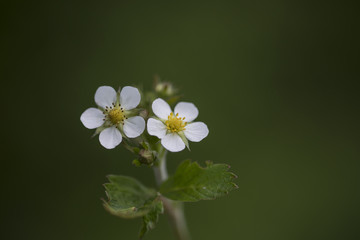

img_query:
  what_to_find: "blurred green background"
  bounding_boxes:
[2,1,359,239]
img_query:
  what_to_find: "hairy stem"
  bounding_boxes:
[153,147,191,240]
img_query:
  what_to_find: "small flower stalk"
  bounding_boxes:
[80,78,238,240]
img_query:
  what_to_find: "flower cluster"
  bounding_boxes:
[80,85,208,152]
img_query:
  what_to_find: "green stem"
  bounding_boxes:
[153,147,191,240]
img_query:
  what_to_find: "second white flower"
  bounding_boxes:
[147,98,209,152]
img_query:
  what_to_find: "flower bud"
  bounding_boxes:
[139,149,154,163]
[139,109,149,119]
[155,82,176,96]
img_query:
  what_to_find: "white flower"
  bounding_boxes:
[80,86,145,149]
[147,98,209,152]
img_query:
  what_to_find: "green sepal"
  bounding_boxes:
[141,141,149,150]
[116,87,121,105]
[132,159,142,167]
[124,108,142,118]
[103,175,161,218]
[133,147,140,154]
[178,131,190,151]
[92,126,106,137]
[160,160,238,202]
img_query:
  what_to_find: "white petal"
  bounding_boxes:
[161,133,185,152]
[120,86,141,110]
[184,122,209,142]
[99,126,122,149]
[80,108,104,129]
[174,102,199,122]
[152,98,172,120]
[123,116,145,138]
[147,118,167,139]
[95,86,117,109]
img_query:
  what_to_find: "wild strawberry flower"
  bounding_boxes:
[80,86,145,149]
[147,98,209,152]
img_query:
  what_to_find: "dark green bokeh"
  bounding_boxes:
[2,1,359,239]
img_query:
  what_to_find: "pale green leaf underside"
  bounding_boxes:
[139,200,164,239]
[103,175,160,219]
[160,160,238,202]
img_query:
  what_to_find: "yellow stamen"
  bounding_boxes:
[107,105,125,125]
[165,112,187,133]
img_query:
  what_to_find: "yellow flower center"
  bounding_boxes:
[104,104,126,125]
[165,113,187,133]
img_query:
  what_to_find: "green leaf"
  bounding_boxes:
[160,160,238,202]
[139,200,164,239]
[103,175,160,218]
